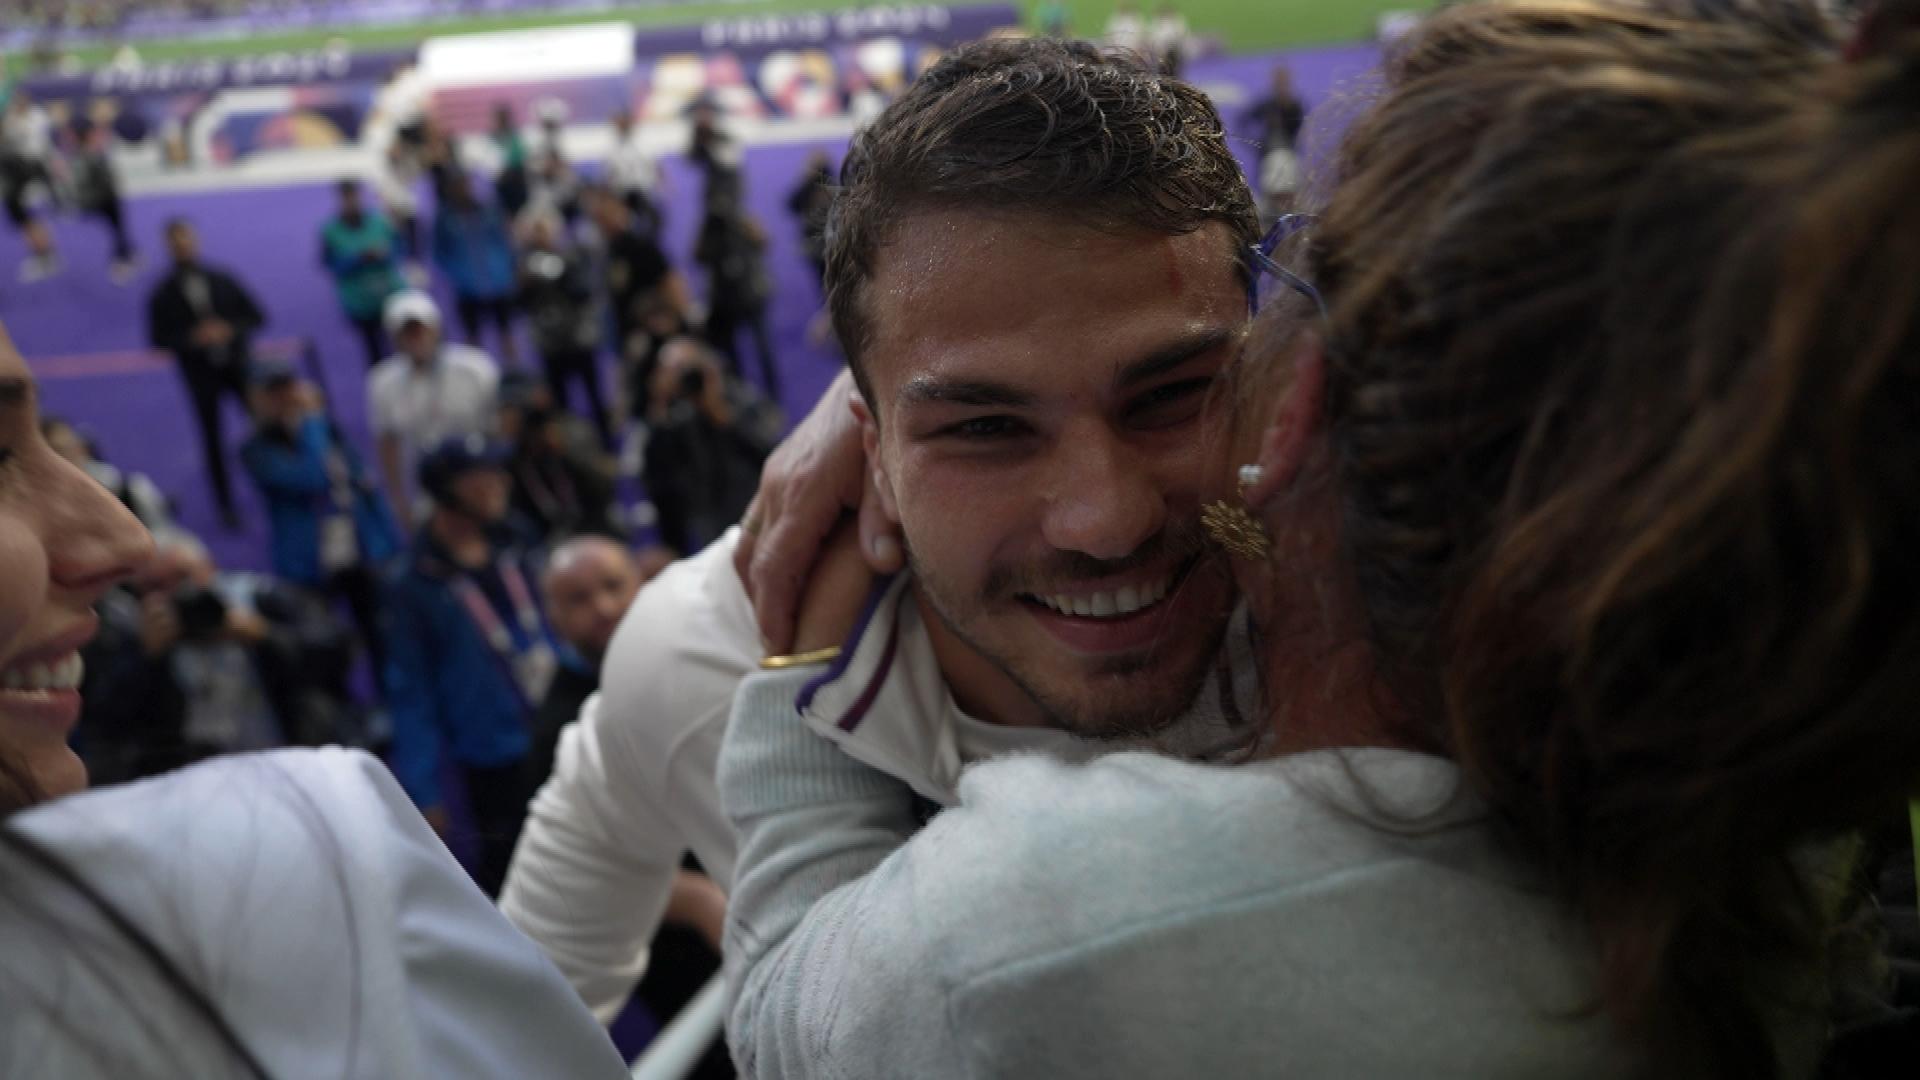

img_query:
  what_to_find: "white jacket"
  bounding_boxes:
[0,748,627,1079]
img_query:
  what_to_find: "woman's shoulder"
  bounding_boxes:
[10,748,428,891]
[922,748,1501,939]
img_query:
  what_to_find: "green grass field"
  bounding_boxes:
[57,1,1431,68]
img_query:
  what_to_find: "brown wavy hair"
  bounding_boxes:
[823,36,1259,404]
[1250,0,1920,1074]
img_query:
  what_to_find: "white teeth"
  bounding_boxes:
[1035,575,1176,620]
[2,654,84,692]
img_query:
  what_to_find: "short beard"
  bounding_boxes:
[905,519,1226,740]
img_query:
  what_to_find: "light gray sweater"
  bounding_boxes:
[719,669,1639,1079]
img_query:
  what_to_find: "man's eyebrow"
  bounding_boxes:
[897,377,1037,410]
[1114,327,1239,389]
[0,377,30,409]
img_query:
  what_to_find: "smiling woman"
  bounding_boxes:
[0,335,629,1077]
[0,326,153,811]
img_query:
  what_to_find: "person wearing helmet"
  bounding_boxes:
[382,433,559,896]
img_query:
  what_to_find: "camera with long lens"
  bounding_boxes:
[172,585,230,641]
[678,365,707,399]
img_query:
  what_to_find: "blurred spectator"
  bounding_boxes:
[383,435,559,895]
[526,535,658,782]
[1,92,61,282]
[491,103,531,218]
[696,189,781,400]
[687,98,742,204]
[320,178,406,369]
[1149,2,1192,76]
[1246,65,1307,224]
[532,97,569,162]
[146,217,266,530]
[604,108,662,235]
[1105,1,1148,58]
[642,337,781,555]
[528,148,582,226]
[368,289,501,521]
[373,139,424,265]
[240,358,400,679]
[505,397,622,546]
[587,186,692,418]
[1037,0,1069,36]
[433,169,522,367]
[517,207,612,446]
[68,124,136,284]
[79,531,364,786]
[42,416,176,535]
[786,149,834,294]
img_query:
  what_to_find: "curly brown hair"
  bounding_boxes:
[824,37,1260,405]
[1243,0,1920,1074]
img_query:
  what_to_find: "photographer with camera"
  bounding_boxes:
[241,356,401,681]
[641,336,781,555]
[77,532,365,785]
[516,207,613,448]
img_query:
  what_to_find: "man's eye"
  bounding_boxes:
[1128,378,1214,427]
[942,416,1027,441]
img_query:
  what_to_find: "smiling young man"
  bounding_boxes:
[500,38,1262,1025]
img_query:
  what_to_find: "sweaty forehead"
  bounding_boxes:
[863,210,1242,408]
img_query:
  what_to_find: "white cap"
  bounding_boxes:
[535,97,569,125]
[383,289,440,336]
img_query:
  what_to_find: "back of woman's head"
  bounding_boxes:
[1292,0,1920,1073]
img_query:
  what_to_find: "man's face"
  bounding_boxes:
[339,185,363,217]
[398,320,438,362]
[450,467,510,523]
[166,226,198,265]
[544,544,642,661]
[859,210,1243,738]
[261,380,301,426]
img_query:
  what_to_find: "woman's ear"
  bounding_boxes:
[1244,333,1327,509]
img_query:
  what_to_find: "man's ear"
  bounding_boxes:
[1244,333,1327,509]
[850,395,901,525]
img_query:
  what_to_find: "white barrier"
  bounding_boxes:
[629,974,728,1080]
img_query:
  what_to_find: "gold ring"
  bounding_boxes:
[759,646,843,670]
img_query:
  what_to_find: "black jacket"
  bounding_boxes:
[146,261,266,379]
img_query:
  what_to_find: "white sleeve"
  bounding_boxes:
[368,370,400,436]
[1,748,628,1080]
[500,535,761,1021]
[500,693,692,1023]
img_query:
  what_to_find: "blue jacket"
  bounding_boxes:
[240,415,401,587]
[432,202,516,301]
[382,537,555,809]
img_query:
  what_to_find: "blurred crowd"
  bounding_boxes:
[30,93,837,903]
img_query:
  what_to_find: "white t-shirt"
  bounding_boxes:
[604,132,660,197]
[367,344,500,469]
[3,105,53,162]
[0,748,628,1079]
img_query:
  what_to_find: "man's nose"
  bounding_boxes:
[1037,425,1166,563]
